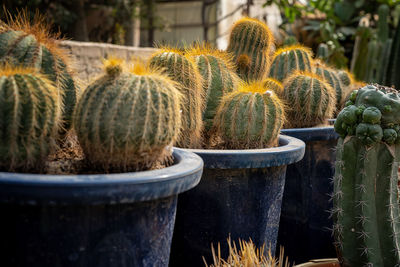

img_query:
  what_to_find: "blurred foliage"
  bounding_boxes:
[264,0,400,69]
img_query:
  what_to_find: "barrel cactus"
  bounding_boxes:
[262,78,284,96]
[0,11,79,134]
[212,81,284,149]
[149,47,203,148]
[282,72,336,128]
[314,60,348,110]
[226,17,274,81]
[0,65,61,171]
[74,59,182,172]
[186,44,240,133]
[269,45,313,82]
[333,84,400,266]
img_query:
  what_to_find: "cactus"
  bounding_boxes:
[74,59,182,172]
[149,47,204,148]
[269,45,313,82]
[186,44,240,133]
[0,11,79,134]
[226,17,274,81]
[282,72,336,128]
[0,65,61,171]
[314,60,348,110]
[212,81,284,149]
[333,84,400,266]
[262,77,284,96]
[316,43,329,62]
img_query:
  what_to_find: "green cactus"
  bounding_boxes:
[262,77,284,96]
[269,45,313,82]
[282,71,336,128]
[333,84,400,267]
[186,44,240,133]
[314,60,348,111]
[316,43,329,62]
[149,47,204,148]
[0,65,61,171]
[0,12,79,135]
[226,17,274,81]
[212,81,284,149]
[74,59,182,172]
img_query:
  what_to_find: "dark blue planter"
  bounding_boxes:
[169,135,305,267]
[0,148,203,267]
[278,127,339,264]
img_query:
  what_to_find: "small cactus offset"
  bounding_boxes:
[226,17,274,81]
[314,60,348,110]
[282,72,336,128]
[186,44,240,133]
[333,84,400,266]
[316,43,329,61]
[149,47,204,148]
[269,45,313,82]
[74,59,182,172]
[0,11,79,134]
[0,65,61,171]
[262,78,284,96]
[212,81,284,149]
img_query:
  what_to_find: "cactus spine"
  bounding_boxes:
[149,48,204,148]
[0,12,79,134]
[314,60,348,110]
[74,59,182,172]
[0,66,61,171]
[282,72,336,128]
[333,84,400,266]
[269,45,313,82]
[186,44,240,133]
[212,81,284,149]
[226,17,274,81]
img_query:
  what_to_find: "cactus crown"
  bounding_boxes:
[102,57,125,76]
[273,44,313,58]
[186,43,236,71]
[229,17,274,49]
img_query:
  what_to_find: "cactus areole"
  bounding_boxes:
[333,84,400,266]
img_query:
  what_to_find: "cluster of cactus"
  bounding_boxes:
[74,59,182,171]
[333,84,400,266]
[226,17,274,81]
[212,81,284,149]
[0,66,61,171]
[0,11,79,134]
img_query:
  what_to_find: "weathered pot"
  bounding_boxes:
[0,148,203,267]
[278,127,339,263]
[169,135,305,267]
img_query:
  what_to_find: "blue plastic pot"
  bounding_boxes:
[169,135,305,267]
[278,127,339,263]
[0,148,203,267]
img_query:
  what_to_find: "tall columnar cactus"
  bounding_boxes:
[74,59,182,172]
[282,72,336,128]
[0,11,79,134]
[262,77,284,96]
[0,66,61,171]
[186,44,240,133]
[226,17,274,81]
[314,60,348,110]
[212,81,284,149]
[333,84,400,266]
[269,45,313,82]
[149,47,204,148]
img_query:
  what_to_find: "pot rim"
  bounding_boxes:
[185,135,305,169]
[0,148,203,205]
[281,126,339,142]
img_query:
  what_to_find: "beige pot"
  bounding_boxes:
[294,259,340,267]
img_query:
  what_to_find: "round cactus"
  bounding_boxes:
[212,81,285,149]
[333,84,400,266]
[227,17,274,81]
[0,65,61,171]
[262,77,284,96]
[74,59,182,172]
[269,45,313,82]
[186,44,240,133]
[0,11,79,134]
[314,60,348,110]
[282,71,336,128]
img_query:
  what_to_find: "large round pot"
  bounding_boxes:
[278,127,339,263]
[169,135,305,267]
[0,148,203,267]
